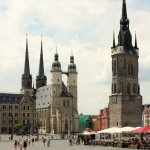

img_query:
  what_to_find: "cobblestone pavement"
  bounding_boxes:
[0,140,130,150]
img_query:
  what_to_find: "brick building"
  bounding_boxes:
[99,106,109,130]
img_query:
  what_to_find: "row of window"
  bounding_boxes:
[3,105,18,109]
[63,100,70,107]
[113,60,135,76]
[2,105,30,110]
[112,83,139,94]
[2,120,19,125]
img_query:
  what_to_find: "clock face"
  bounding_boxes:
[112,96,117,103]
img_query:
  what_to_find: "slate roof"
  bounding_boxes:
[0,93,24,104]
[36,84,51,109]
[60,82,72,97]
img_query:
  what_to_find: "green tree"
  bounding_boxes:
[15,124,23,133]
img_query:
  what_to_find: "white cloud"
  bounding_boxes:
[0,0,150,115]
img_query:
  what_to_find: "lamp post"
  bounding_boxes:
[11,114,14,140]
[36,113,39,141]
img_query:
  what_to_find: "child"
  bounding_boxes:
[20,144,22,150]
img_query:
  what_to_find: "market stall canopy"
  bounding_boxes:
[97,127,141,134]
[97,127,119,133]
[83,130,97,135]
[129,126,150,133]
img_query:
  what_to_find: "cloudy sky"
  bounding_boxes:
[0,0,150,115]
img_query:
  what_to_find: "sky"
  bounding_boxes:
[0,0,150,115]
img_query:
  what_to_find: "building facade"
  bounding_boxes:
[109,0,142,127]
[143,105,150,126]
[99,106,109,130]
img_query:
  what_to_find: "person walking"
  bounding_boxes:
[32,138,34,146]
[47,137,50,147]
[20,144,23,150]
[14,140,17,150]
[23,140,27,150]
[43,137,46,147]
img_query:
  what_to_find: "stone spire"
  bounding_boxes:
[23,34,31,76]
[37,37,45,77]
[113,31,115,48]
[122,0,127,20]
[118,0,132,50]
[36,37,47,88]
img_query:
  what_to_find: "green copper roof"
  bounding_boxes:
[52,61,61,67]
[68,63,76,69]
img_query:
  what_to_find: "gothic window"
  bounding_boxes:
[131,63,134,75]
[128,61,134,75]
[63,100,65,106]
[113,60,116,76]
[42,82,45,86]
[133,84,136,93]
[117,122,118,126]
[128,62,130,75]
[112,84,113,94]
[28,81,30,87]
[114,83,116,93]
[67,100,69,106]
[127,83,130,93]
[65,119,68,132]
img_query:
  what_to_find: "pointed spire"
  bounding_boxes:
[135,31,138,49]
[38,36,45,77]
[122,0,127,19]
[113,30,115,48]
[70,50,74,63]
[24,34,30,75]
[55,47,59,61]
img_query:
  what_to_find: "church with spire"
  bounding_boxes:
[109,0,142,127]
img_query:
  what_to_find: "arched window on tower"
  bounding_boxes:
[127,83,130,93]
[128,62,131,75]
[112,84,113,94]
[28,81,30,87]
[133,84,136,93]
[113,60,116,76]
[114,83,116,94]
[131,62,134,75]
[42,82,45,86]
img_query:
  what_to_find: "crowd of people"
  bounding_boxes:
[111,138,150,149]
[14,137,35,150]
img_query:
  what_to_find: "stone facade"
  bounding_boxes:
[109,0,142,128]
[0,91,36,134]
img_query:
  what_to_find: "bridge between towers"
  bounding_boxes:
[62,71,68,76]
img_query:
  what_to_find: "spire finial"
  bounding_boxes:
[135,31,138,49]
[71,50,73,56]
[113,30,115,48]
[122,0,127,19]
[56,47,57,54]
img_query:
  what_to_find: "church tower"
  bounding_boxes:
[21,35,32,95]
[36,38,47,88]
[109,0,142,127]
[50,50,62,133]
[67,54,78,111]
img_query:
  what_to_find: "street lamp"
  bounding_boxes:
[36,113,39,141]
[11,114,14,140]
